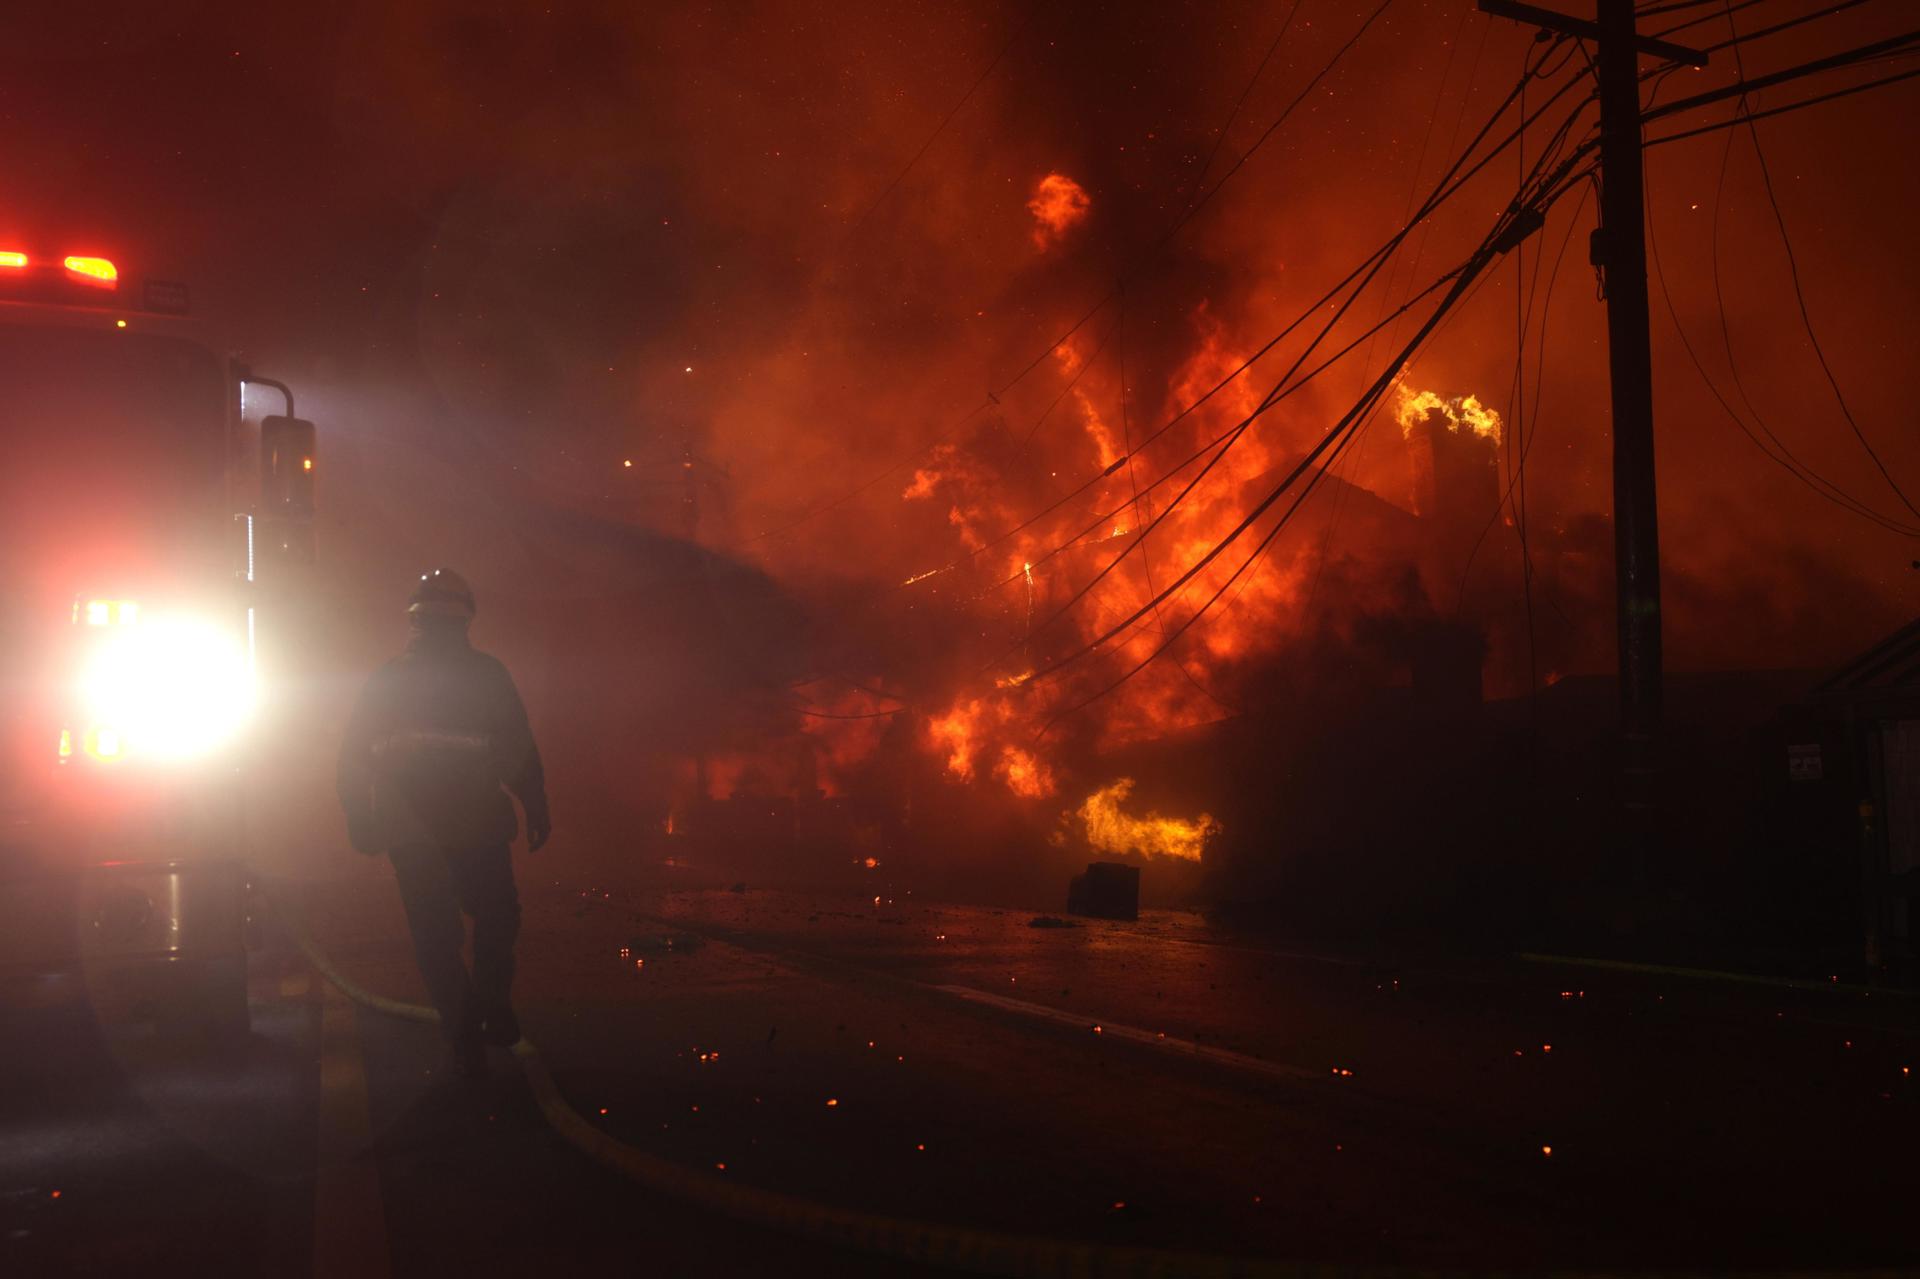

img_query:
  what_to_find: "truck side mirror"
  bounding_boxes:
[260,415,316,564]
[261,415,316,516]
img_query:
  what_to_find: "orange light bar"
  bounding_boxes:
[0,251,26,268]
[58,729,74,761]
[302,457,314,472]
[64,255,118,286]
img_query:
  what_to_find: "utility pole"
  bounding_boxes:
[1593,0,1664,747]
[1479,1,1705,826]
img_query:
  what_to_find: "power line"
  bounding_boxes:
[1635,25,1920,124]
[844,1,1047,241]
[1012,110,1597,711]
[1720,0,1920,519]
[998,44,1597,657]
[1648,0,1772,39]
[934,74,1594,695]
[1178,0,1308,213]
[732,0,1397,549]
[824,26,1596,671]
[1645,152,1920,536]
[1692,0,1876,57]
[1064,11,1916,604]
[1638,0,1750,16]
[1028,217,1533,731]
[1457,176,1595,616]
[937,4,1914,726]
[1020,311,1120,449]
[1020,184,1563,697]
[808,2,1919,728]
[1292,10,1503,644]
[1698,22,1874,520]
[880,57,1552,600]
[1175,0,1396,233]
[1453,62,1605,611]
[1635,28,1920,537]
[1034,176,1587,729]
[1114,283,1237,710]
[1364,8,1499,376]
[979,264,1471,599]
[1642,61,1920,145]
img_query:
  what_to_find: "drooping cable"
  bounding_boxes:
[732,0,1397,549]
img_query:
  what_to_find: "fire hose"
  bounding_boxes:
[267,887,1902,1279]
[265,884,1311,1279]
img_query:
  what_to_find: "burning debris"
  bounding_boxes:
[1074,778,1218,863]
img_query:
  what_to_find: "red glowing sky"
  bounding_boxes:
[5,0,1916,692]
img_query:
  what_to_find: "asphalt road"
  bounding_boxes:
[5,854,1918,1276]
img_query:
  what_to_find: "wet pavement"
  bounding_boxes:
[6,856,1918,1275]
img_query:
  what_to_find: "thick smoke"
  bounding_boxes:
[12,2,1915,886]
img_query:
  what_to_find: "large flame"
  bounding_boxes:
[828,301,1375,810]
[1077,778,1218,862]
[926,699,1057,797]
[1395,386,1501,442]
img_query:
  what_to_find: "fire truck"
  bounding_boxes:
[0,247,315,1034]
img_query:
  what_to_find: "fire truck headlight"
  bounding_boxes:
[79,616,256,762]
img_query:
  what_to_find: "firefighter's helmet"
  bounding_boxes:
[407,568,476,621]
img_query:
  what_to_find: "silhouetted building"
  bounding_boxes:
[1813,616,1920,976]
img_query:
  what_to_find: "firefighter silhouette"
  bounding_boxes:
[337,568,550,1077]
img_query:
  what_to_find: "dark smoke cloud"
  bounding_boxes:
[7,1,1917,839]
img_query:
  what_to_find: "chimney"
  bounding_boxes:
[1406,404,1501,584]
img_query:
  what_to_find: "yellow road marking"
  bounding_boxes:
[313,979,391,1279]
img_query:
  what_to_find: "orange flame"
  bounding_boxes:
[1395,386,1501,442]
[996,746,1055,798]
[1052,336,1124,467]
[1076,778,1218,861]
[927,699,1057,797]
[1027,172,1090,248]
[928,699,984,781]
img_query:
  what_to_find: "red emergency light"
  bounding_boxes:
[0,249,174,310]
